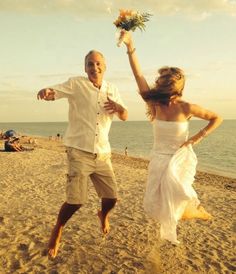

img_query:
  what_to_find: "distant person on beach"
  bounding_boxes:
[5,137,23,152]
[56,133,60,140]
[3,130,33,152]
[125,146,128,156]
[119,30,222,244]
[28,138,37,146]
[3,130,22,152]
[37,50,128,258]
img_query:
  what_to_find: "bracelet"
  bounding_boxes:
[200,129,207,137]
[127,48,136,55]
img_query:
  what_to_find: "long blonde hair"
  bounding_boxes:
[140,66,185,121]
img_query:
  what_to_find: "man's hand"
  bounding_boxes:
[104,97,128,121]
[104,97,121,114]
[37,88,55,101]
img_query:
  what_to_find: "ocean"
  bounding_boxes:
[0,120,235,179]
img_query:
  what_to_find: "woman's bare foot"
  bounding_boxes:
[181,205,212,220]
[97,210,110,234]
[197,205,213,220]
[48,225,63,259]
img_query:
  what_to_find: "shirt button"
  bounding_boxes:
[96,123,99,125]
[95,134,98,136]
[97,112,100,115]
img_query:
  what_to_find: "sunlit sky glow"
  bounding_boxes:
[0,0,236,122]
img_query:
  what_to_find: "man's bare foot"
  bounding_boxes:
[48,225,63,259]
[181,205,212,220]
[97,210,110,234]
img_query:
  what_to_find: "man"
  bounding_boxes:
[37,50,128,258]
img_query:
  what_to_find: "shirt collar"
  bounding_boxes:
[87,77,108,94]
[100,80,108,94]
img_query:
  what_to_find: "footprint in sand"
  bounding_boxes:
[18,243,29,251]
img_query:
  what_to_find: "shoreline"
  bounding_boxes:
[0,127,235,179]
[1,136,235,180]
[0,136,235,273]
[112,149,236,180]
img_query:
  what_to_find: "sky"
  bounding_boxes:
[0,0,236,122]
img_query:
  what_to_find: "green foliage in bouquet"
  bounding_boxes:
[114,10,152,32]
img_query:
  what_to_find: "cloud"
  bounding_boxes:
[0,0,235,17]
[0,89,34,101]
[0,73,78,92]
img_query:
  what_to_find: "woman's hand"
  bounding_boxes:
[119,30,133,48]
[180,132,203,147]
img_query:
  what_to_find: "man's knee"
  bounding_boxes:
[66,202,82,210]
[59,203,82,225]
[102,198,117,208]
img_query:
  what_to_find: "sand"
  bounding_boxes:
[0,137,235,274]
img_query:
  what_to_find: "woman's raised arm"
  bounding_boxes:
[120,30,150,94]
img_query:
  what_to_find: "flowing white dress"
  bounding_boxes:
[143,120,200,244]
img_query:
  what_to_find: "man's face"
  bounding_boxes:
[85,52,106,87]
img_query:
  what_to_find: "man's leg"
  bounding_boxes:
[98,198,117,234]
[48,202,81,258]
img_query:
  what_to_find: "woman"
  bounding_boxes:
[119,30,222,244]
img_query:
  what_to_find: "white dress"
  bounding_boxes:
[143,120,200,244]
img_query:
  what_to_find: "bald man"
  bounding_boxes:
[37,50,128,258]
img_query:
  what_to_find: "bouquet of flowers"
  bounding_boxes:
[114,9,152,46]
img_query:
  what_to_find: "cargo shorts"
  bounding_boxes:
[66,147,117,204]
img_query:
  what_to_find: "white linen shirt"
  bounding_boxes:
[50,76,126,154]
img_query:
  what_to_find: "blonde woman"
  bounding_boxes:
[119,30,222,244]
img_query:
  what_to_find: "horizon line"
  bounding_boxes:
[0,119,235,123]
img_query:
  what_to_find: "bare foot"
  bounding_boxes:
[197,206,213,220]
[181,205,212,220]
[97,210,110,234]
[48,225,63,259]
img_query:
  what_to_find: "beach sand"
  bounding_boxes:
[0,137,235,274]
